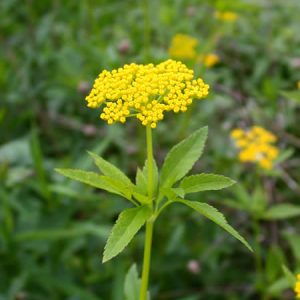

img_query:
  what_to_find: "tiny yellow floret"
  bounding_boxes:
[295,274,300,299]
[85,60,209,128]
[169,34,198,60]
[214,11,238,22]
[230,126,279,170]
[198,53,220,68]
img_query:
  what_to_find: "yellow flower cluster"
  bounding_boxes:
[297,81,300,90]
[295,274,300,299]
[198,53,220,68]
[85,59,209,128]
[231,126,279,170]
[214,11,238,22]
[168,34,198,60]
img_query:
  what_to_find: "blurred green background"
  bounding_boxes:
[1,0,300,299]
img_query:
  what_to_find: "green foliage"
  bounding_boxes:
[103,206,152,263]
[265,246,285,282]
[135,159,159,202]
[55,168,132,199]
[142,159,159,197]
[135,168,148,196]
[124,264,140,300]
[160,126,207,188]
[88,151,134,187]
[56,126,249,275]
[2,0,300,299]
[263,204,300,220]
[180,173,235,194]
[281,91,300,104]
[177,199,252,251]
[282,265,297,285]
[284,232,300,261]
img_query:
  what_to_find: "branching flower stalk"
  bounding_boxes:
[56,60,252,300]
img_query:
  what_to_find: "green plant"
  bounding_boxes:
[56,60,252,300]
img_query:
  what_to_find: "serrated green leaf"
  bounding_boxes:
[88,151,133,187]
[55,169,119,195]
[263,204,300,220]
[100,176,133,200]
[55,168,134,202]
[103,206,151,263]
[132,191,150,204]
[177,199,252,252]
[124,264,140,300]
[135,167,147,195]
[160,187,185,200]
[180,173,235,194]
[171,188,185,198]
[160,127,208,188]
[135,158,159,198]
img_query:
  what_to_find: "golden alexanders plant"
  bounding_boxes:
[56,59,252,300]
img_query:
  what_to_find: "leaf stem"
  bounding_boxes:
[156,200,172,219]
[139,125,154,300]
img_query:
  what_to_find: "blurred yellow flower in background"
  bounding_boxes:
[198,53,220,68]
[231,126,279,170]
[297,81,300,89]
[215,11,238,22]
[169,34,198,60]
[295,274,300,298]
[86,60,209,128]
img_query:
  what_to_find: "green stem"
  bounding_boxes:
[139,220,154,300]
[146,125,153,201]
[178,104,193,139]
[156,200,172,219]
[140,125,154,300]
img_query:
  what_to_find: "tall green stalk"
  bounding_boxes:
[140,125,154,300]
[146,125,153,201]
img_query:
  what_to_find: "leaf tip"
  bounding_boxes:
[102,250,111,263]
[87,150,95,157]
[230,178,237,186]
[247,243,254,253]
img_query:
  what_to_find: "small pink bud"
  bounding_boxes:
[187,259,200,274]
[77,81,90,94]
[83,125,97,136]
[118,39,131,54]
